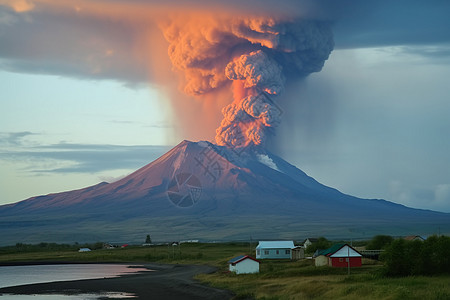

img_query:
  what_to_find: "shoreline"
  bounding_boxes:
[0,262,234,299]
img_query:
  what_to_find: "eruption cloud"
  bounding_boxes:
[161,16,334,148]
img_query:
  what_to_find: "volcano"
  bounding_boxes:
[0,140,449,245]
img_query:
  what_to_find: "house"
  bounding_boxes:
[256,241,295,259]
[314,244,362,268]
[314,253,329,266]
[404,235,425,242]
[303,238,318,249]
[78,248,91,252]
[291,246,305,260]
[228,255,260,274]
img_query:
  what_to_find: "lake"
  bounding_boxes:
[0,264,148,299]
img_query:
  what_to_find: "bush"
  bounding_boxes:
[366,235,393,250]
[305,237,332,254]
[382,235,450,276]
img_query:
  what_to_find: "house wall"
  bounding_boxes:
[292,248,305,260]
[315,255,328,267]
[229,263,236,272]
[256,248,292,259]
[230,259,259,274]
[304,240,312,249]
[330,257,362,268]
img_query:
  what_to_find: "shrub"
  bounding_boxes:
[382,235,450,276]
[366,235,393,250]
[305,237,332,254]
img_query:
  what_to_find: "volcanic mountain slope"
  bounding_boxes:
[0,140,449,245]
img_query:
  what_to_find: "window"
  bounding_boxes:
[285,250,290,254]
[256,250,260,255]
[339,258,343,262]
[345,258,349,262]
[276,250,279,255]
[264,250,269,255]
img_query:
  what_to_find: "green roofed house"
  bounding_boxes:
[314,244,362,268]
[256,241,295,259]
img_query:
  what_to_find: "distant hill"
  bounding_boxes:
[0,140,448,245]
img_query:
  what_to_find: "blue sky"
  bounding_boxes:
[1,0,450,212]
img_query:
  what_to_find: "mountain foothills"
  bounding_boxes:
[0,140,449,245]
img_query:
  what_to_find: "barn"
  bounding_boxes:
[228,255,260,274]
[256,241,295,259]
[315,244,362,268]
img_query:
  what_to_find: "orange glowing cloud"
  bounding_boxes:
[0,0,34,12]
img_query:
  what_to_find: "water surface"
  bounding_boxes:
[0,264,146,289]
[0,264,148,299]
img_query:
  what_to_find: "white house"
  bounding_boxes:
[78,248,91,252]
[256,241,295,259]
[228,255,260,274]
[303,238,318,249]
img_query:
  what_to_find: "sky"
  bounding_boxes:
[1,0,450,212]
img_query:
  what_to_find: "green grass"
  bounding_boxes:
[198,260,450,300]
[1,242,450,299]
[0,242,254,266]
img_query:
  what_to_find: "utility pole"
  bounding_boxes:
[347,244,350,276]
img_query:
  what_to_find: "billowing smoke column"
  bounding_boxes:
[161,16,334,147]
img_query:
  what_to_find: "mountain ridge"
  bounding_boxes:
[0,140,449,245]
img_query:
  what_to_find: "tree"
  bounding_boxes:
[381,238,411,276]
[306,237,332,254]
[145,234,152,244]
[382,235,450,276]
[366,235,394,250]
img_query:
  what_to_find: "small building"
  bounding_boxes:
[228,255,260,274]
[314,254,329,266]
[404,235,425,242]
[291,246,305,260]
[314,244,362,268]
[78,248,91,252]
[256,241,295,259]
[303,238,318,249]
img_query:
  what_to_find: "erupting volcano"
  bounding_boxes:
[1,4,449,245]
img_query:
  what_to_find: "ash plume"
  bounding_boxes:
[161,16,334,147]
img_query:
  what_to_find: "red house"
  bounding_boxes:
[316,244,362,268]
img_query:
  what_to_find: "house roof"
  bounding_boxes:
[304,238,318,243]
[228,255,259,264]
[317,244,345,256]
[404,235,425,241]
[317,244,362,258]
[256,241,295,249]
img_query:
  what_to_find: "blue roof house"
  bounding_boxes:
[256,241,295,259]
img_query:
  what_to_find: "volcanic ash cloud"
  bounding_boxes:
[161,16,334,148]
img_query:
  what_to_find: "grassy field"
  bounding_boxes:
[1,242,450,299]
[0,242,254,266]
[197,259,450,300]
